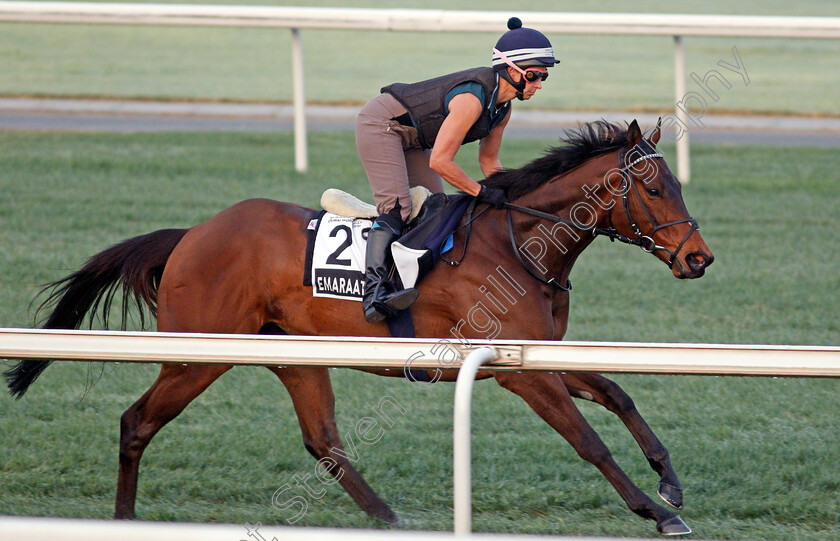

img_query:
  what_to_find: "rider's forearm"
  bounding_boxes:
[479,156,503,178]
[429,157,482,196]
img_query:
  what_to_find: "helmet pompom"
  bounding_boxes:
[507,17,522,30]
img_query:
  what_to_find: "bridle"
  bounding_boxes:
[613,144,700,267]
[503,143,700,291]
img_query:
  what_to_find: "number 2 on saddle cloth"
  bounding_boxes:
[303,192,474,342]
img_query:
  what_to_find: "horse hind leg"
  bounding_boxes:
[116,364,231,519]
[495,371,690,536]
[560,372,683,509]
[267,365,397,523]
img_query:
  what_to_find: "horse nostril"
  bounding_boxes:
[686,252,708,271]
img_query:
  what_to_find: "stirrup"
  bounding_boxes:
[376,287,420,313]
[364,282,419,324]
[364,303,390,324]
[366,281,396,323]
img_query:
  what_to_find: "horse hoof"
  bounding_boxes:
[657,481,683,509]
[378,508,399,524]
[656,515,691,536]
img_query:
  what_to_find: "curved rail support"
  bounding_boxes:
[453,346,500,535]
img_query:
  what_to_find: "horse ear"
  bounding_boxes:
[627,119,642,148]
[649,117,662,145]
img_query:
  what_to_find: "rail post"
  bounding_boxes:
[673,35,690,183]
[291,27,307,173]
[453,346,500,535]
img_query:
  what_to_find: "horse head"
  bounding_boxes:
[609,119,714,278]
[488,119,714,283]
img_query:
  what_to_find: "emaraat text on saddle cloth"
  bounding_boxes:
[309,214,370,301]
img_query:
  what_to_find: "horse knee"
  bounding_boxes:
[612,392,636,414]
[303,441,328,460]
[574,434,613,468]
[301,426,342,461]
[600,380,637,413]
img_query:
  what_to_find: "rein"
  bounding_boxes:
[501,146,700,290]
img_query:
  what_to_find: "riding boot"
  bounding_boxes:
[362,214,420,324]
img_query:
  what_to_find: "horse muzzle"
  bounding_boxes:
[675,251,714,279]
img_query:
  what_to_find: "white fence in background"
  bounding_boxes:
[1,2,839,179]
[2,328,839,537]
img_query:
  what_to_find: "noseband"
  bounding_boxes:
[614,146,699,268]
[504,145,700,290]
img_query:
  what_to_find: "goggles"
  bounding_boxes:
[522,69,549,83]
[493,47,549,84]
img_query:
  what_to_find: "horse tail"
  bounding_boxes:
[4,228,189,399]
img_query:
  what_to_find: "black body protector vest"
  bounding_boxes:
[381,67,509,150]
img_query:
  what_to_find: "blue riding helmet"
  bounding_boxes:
[492,17,560,71]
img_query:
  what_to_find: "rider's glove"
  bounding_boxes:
[476,184,507,209]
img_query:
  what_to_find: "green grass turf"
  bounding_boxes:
[1,0,839,114]
[0,130,838,539]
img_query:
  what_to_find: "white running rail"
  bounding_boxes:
[1,2,839,177]
[2,328,839,534]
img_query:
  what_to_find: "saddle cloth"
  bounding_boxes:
[304,189,472,301]
[307,213,370,301]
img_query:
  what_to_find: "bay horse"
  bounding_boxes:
[5,120,712,536]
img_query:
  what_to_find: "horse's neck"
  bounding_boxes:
[507,152,618,284]
[516,152,616,218]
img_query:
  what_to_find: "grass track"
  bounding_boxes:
[0,130,838,539]
[2,1,839,114]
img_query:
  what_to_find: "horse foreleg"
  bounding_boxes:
[116,364,232,519]
[268,366,397,523]
[560,372,683,509]
[494,371,690,536]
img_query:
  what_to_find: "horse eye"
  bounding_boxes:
[646,188,661,197]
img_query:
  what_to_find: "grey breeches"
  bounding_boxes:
[355,93,444,221]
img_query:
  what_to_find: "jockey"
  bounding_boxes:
[356,17,560,323]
